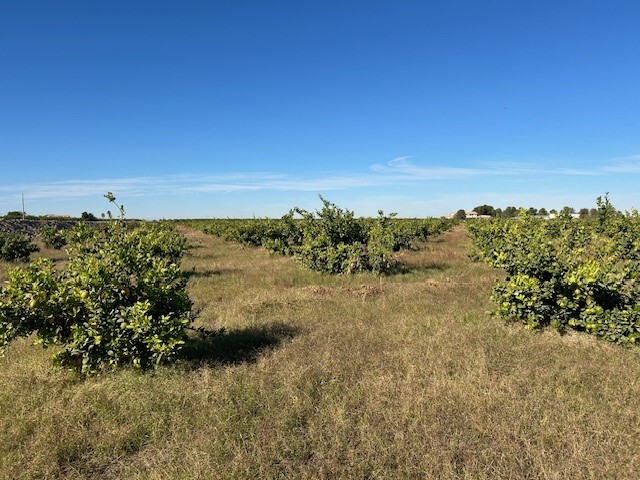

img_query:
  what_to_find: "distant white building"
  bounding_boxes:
[445,210,491,219]
[546,213,580,219]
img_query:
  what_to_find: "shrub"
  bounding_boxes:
[38,225,68,249]
[468,200,640,345]
[0,216,193,374]
[366,211,399,273]
[189,199,456,275]
[4,211,23,220]
[81,211,98,221]
[292,197,369,274]
[0,231,39,261]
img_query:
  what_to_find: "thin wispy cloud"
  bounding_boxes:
[0,156,637,205]
[371,157,601,178]
[370,157,487,178]
[602,155,640,173]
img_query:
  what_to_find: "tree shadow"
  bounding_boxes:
[429,236,447,243]
[383,261,451,276]
[178,323,300,369]
[422,261,451,271]
[184,267,240,279]
[184,268,223,279]
[383,263,413,275]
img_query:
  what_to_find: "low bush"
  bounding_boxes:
[38,225,68,249]
[468,197,640,345]
[292,198,398,274]
[0,204,193,374]
[189,198,457,275]
[0,231,39,261]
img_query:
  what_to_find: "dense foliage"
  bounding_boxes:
[38,225,68,249]
[291,200,397,274]
[184,197,455,274]
[468,197,640,345]
[0,220,193,374]
[0,231,39,261]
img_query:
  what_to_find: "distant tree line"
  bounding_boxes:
[2,211,114,221]
[454,204,616,219]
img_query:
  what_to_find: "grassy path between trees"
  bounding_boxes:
[1,225,639,479]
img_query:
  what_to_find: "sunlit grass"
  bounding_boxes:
[1,225,639,479]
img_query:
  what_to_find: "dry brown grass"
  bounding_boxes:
[1,225,639,479]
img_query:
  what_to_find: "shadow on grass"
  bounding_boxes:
[383,261,451,276]
[184,268,223,279]
[178,323,300,369]
[429,236,448,243]
[184,267,241,279]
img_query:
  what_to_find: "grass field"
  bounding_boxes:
[1,225,639,479]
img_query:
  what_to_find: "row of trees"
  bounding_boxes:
[2,211,107,221]
[192,197,456,275]
[454,204,616,219]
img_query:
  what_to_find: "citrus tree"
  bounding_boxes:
[0,194,193,374]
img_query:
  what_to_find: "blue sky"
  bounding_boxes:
[2,1,639,218]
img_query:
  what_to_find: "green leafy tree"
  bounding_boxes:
[453,209,466,220]
[0,232,39,261]
[38,225,67,249]
[292,197,399,274]
[503,206,518,217]
[473,205,495,216]
[0,194,193,374]
[292,197,369,274]
[467,197,640,345]
[596,193,617,232]
[560,206,575,216]
[4,211,23,220]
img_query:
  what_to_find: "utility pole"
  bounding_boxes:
[22,194,25,220]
